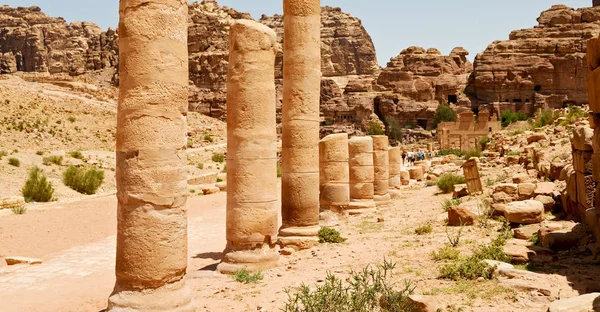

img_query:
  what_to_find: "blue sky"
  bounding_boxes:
[4,0,591,65]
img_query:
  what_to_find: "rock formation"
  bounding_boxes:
[468,5,600,115]
[0,5,118,75]
[218,20,279,273]
[109,0,193,310]
[279,0,321,251]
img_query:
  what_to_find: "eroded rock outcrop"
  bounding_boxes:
[468,5,600,114]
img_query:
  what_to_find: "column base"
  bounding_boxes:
[107,278,195,312]
[217,243,280,274]
[347,200,377,215]
[374,194,392,207]
[389,189,402,200]
[278,225,320,250]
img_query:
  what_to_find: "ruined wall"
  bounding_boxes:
[468,5,600,111]
[438,109,501,151]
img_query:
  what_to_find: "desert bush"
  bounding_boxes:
[21,167,54,203]
[197,162,204,170]
[204,133,214,143]
[561,105,588,125]
[43,155,63,166]
[506,151,521,156]
[63,166,105,195]
[500,110,529,127]
[385,116,403,142]
[282,260,415,312]
[68,150,84,160]
[446,226,464,247]
[479,136,490,150]
[463,149,482,160]
[507,130,524,137]
[415,223,433,235]
[441,198,462,211]
[212,152,225,163]
[11,206,27,215]
[318,227,347,243]
[8,157,20,167]
[437,149,465,157]
[36,150,44,156]
[0,150,7,159]
[67,116,76,123]
[366,119,385,135]
[433,103,457,129]
[532,109,559,128]
[436,173,466,194]
[233,268,263,284]
[432,246,461,261]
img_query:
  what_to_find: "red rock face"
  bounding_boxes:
[469,5,600,110]
[0,5,118,76]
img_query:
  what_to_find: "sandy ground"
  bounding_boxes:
[1,183,598,312]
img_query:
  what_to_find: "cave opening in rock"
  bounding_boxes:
[513,99,522,103]
[447,94,457,104]
[373,97,385,125]
[416,119,428,130]
[534,85,542,92]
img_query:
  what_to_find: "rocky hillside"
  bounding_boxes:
[468,5,600,113]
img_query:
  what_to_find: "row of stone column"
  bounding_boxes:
[110,0,322,310]
[319,134,405,214]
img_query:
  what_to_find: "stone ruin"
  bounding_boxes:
[437,109,502,151]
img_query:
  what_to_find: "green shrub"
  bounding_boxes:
[43,155,63,166]
[233,268,263,284]
[415,223,433,235]
[8,157,20,167]
[36,150,44,156]
[507,130,524,137]
[366,119,385,135]
[463,149,482,160]
[212,152,225,163]
[216,177,223,183]
[68,150,84,160]
[197,162,204,170]
[479,137,490,150]
[63,166,105,195]
[433,103,457,129]
[21,167,54,203]
[437,149,465,157]
[441,198,462,211]
[436,173,466,194]
[0,150,7,159]
[318,227,347,243]
[506,151,521,157]
[432,246,461,261]
[500,110,529,127]
[67,116,76,123]
[283,260,415,312]
[204,133,214,143]
[530,232,540,246]
[12,206,27,215]
[385,116,403,142]
[532,109,559,128]
[561,105,588,125]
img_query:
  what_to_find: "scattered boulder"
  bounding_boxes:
[452,184,468,199]
[513,224,541,240]
[5,256,42,266]
[539,222,587,251]
[534,195,555,212]
[547,293,600,312]
[513,174,532,184]
[408,167,424,181]
[447,206,477,226]
[527,133,548,144]
[499,278,552,296]
[534,182,555,196]
[518,183,537,200]
[200,185,220,195]
[504,200,545,224]
[215,182,227,191]
[407,295,441,312]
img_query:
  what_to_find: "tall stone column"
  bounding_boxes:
[279,0,321,250]
[389,147,402,189]
[348,136,376,214]
[218,20,279,274]
[108,0,193,311]
[372,135,391,206]
[319,133,350,212]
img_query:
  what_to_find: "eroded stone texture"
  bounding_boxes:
[388,147,402,189]
[217,20,279,274]
[371,135,391,206]
[348,136,376,213]
[469,5,600,112]
[319,133,350,211]
[279,0,321,250]
[108,1,193,311]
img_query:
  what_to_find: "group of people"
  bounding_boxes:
[402,150,434,167]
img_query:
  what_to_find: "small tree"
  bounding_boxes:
[479,136,490,151]
[366,119,385,135]
[22,167,54,202]
[385,116,403,142]
[433,103,457,129]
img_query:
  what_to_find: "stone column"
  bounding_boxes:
[217,20,279,274]
[388,147,402,189]
[319,133,350,212]
[279,0,321,250]
[348,136,376,214]
[108,0,193,311]
[372,135,391,206]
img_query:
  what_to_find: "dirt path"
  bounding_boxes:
[0,185,588,312]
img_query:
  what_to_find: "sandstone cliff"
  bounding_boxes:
[468,5,600,113]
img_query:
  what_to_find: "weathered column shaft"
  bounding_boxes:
[218,20,279,273]
[109,0,193,311]
[389,147,402,189]
[279,0,321,249]
[348,136,376,213]
[319,133,350,211]
[372,135,391,206]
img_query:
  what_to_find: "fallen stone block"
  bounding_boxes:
[504,200,545,224]
[5,256,42,266]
